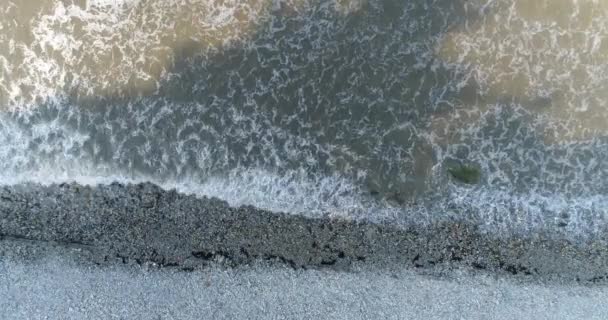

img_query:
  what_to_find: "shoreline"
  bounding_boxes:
[1,181,607,283]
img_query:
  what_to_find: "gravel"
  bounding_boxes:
[3,181,608,318]
[1,182,608,282]
[1,238,607,320]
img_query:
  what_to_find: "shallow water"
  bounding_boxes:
[1,0,607,238]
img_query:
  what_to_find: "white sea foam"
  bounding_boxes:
[86,0,141,9]
[0,0,606,241]
[1,160,606,241]
[0,0,275,109]
[438,0,608,141]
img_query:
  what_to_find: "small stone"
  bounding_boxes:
[447,163,481,185]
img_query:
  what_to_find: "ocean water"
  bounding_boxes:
[1,0,607,239]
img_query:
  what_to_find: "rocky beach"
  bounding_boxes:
[2,0,608,317]
[1,182,607,283]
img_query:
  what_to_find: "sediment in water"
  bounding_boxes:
[0,182,607,283]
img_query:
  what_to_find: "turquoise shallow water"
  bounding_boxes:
[0,0,607,237]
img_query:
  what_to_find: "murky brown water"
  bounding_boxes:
[0,0,607,238]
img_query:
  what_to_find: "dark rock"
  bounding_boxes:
[447,164,481,185]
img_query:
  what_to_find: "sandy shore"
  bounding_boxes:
[1,182,607,283]
[1,237,607,319]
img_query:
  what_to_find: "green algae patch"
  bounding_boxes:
[447,164,481,185]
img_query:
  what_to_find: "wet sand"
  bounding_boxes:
[1,182,607,283]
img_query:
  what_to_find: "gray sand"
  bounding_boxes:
[2,182,608,319]
[1,182,608,283]
[1,238,608,320]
